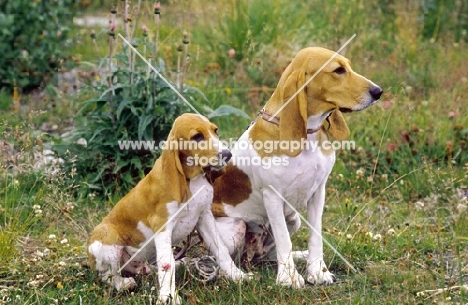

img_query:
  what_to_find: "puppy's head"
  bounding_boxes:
[276,47,382,148]
[165,113,231,179]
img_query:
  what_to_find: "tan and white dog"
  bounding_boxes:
[212,47,383,288]
[88,113,250,304]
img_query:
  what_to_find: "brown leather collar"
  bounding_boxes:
[258,109,322,135]
[259,110,280,125]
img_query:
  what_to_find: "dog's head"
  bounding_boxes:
[164,113,231,180]
[271,47,382,155]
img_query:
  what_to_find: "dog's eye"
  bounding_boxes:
[191,133,204,142]
[333,67,346,74]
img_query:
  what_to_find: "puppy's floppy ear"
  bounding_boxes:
[327,109,350,141]
[279,69,308,157]
[161,129,188,203]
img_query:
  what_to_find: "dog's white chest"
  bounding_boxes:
[169,174,213,243]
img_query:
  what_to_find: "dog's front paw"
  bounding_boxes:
[276,264,305,289]
[156,292,181,305]
[114,277,137,291]
[307,260,335,285]
[220,264,253,282]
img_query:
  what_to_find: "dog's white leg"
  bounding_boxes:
[264,188,305,289]
[306,183,335,285]
[154,231,181,305]
[88,241,137,291]
[214,217,247,257]
[197,211,252,281]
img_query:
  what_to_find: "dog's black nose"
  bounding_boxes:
[219,149,232,164]
[370,86,383,100]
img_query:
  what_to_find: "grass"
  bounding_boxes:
[1,0,468,304]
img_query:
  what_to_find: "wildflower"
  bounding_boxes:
[32,205,41,210]
[161,263,171,271]
[57,282,63,289]
[142,25,148,37]
[372,234,382,241]
[365,232,373,239]
[48,234,57,240]
[380,174,388,181]
[109,23,115,37]
[356,168,364,177]
[388,143,396,152]
[345,198,351,204]
[59,261,66,267]
[228,49,236,58]
[381,100,392,109]
[387,228,395,236]
[448,111,456,118]
[60,238,68,245]
[154,2,161,14]
[224,87,232,95]
[346,234,352,240]
[367,176,373,183]
[90,29,96,40]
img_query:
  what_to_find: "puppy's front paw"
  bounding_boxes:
[114,277,137,291]
[157,292,181,305]
[307,260,335,285]
[276,264,305,289]
[219,264,253,282]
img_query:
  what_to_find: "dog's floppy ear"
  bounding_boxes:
[161,130,188,203]
[279,69,308,157]
[327,109,350,141]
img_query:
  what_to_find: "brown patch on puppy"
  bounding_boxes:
[212,164,252,216]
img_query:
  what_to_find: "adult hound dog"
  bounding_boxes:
[88,113,250,304]
[212,47,383,288]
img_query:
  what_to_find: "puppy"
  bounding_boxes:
[88,113,250,304]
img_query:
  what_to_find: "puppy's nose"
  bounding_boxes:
[219,149,232,163]
[370,86,383,100]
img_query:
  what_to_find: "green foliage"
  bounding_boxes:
[58,67,191,197]
[0,0,77,92]
[55,39,248,198]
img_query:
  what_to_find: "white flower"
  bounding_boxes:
[372,234,382,241]
[414,201,425,209]
[60,238,68,245]
[346,234,352,240]
[387,228,395,236]
[48,234,57,240]
[59,261,66,267]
